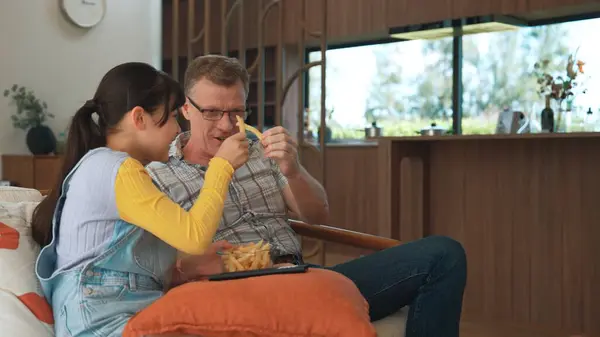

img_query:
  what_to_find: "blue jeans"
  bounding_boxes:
[324,235,467,337]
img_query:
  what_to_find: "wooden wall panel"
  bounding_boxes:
[421,136,600,335]
[450,0,498,19]
[163,0,600,60]
[299,144,381,235]
[299,143,382,266]
[386,0,453,29]
[228,0,280,55]
[527,0,600,13]
[303,0,388,46]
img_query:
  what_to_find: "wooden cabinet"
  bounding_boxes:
[1,155,63,191]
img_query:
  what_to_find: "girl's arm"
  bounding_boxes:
[114,156,233,255]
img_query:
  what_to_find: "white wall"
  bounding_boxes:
[0,0,162,177]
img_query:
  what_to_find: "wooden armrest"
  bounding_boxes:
[37,189,398,251]
[289,219,400,251]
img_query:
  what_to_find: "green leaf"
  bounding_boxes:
[4,84,52,129]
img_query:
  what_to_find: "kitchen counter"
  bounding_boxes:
[306,132,600,146]
[300,133,600,335]
[376,134,600,335]
[304,139,378,147]
[383,131,600,141]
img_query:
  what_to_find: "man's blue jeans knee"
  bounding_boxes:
[315,235,467,337]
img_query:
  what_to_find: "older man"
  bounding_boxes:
[147,55,467,337]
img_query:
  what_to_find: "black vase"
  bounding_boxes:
[541,96,555,133]
[317,126,332,143]
[541,106,554,133]
[26,125,57,155]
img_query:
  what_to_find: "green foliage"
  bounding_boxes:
[3,84,54,130]
[366,44,406,118]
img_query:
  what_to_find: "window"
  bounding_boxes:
[462,18,600,134]
[306,17,600,139]
[307,37,454,142]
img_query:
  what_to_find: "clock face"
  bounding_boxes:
[60,0,107,28]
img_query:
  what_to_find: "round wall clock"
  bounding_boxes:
[60,0,107,28]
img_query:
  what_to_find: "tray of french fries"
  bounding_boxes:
[218,240,273,273]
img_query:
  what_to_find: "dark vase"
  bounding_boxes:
[540,96,554,133]
[26,125,57,155]
[317,126,332,143]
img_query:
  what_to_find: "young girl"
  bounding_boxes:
[32,62,248,337]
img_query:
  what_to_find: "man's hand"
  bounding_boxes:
[261,126,300,178]
[178,240,233,280]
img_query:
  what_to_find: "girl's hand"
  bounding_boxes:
[177,240,233,281]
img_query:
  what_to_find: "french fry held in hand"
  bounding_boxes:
[221,240,272,272]
[236,115,264,140]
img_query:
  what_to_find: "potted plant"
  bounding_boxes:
[3,84,56,155]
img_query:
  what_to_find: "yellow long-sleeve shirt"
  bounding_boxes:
[114,156,233,255]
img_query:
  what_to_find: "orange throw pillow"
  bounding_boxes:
[123,268,376,337]
[0,222,20,250]
[17,293,54,324]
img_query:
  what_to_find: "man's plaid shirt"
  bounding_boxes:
[146,132,302,258]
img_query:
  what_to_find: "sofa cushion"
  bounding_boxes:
[0,187,44,203]
[0,193,53,336]
[373,308,407,337]
[123,268,376,337]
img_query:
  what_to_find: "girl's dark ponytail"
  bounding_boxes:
[30,62,185,247]
[31,100,107,246]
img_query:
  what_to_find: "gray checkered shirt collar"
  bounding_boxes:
[169,131,193,162]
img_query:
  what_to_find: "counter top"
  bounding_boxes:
[300,132,600,147]
[379,132,600,142]
[302,139,378,147]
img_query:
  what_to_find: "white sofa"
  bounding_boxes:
[0,187,407,336]
[0,187,54,337]
[374,309,407,337]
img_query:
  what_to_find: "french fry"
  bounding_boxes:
[236,115,264,140]
[236,115,246,134]
[221,240,272,272]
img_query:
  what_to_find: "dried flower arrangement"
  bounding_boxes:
[533,50,589,131]
[533,51,587,102]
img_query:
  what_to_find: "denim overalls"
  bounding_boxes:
[35,149,177,337]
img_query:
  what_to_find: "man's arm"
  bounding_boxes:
[278,164,329,224]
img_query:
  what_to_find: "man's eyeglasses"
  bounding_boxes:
[187,96,251,122]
